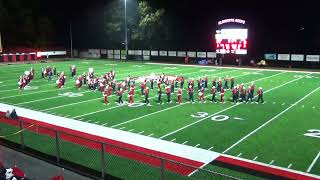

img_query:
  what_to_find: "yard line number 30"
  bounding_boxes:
[304,129,320,139]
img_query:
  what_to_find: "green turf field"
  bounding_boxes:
[0,59,320,179]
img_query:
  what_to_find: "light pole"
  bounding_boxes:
[124,0,128,53]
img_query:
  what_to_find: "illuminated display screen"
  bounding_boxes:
[215,29,248,55]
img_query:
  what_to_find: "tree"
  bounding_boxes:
[103,0,170,49]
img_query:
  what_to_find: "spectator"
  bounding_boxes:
[5,110,11,118]
[10,109,18,119]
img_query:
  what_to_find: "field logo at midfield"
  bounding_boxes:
[24,86,39,90]
[58,92,84,98]
[304,129,320,139]
[191,112,244,122]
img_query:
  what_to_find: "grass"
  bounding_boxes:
[0,59,320,179]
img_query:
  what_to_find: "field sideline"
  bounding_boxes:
[0,59,319,179]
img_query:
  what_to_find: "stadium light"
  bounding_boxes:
[124,0,128,53]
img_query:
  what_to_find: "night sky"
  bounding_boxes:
[2,0,320,58]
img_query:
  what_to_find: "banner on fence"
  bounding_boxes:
[177,51,186,57]
[168,51,177,57]
[207,52,216,58]
[143,50,150,56]
[306,55,320,62]
[264,54,277,60]
[151,51,158,56]
[197,52,207,58]
[277,54,290,61]
[159,51,167,56]
[290,54,304,61]
[187,51,196,58]
[114,50,121,55]
[101,49,107,55]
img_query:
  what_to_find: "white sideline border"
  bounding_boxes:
[146,62,320,74]
[0,102,219,164]
[222,154,320,179]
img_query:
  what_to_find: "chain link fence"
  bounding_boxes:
[0,118,241,180]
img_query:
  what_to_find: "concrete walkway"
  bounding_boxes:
[0,145,93,180]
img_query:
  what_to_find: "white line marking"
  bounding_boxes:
[86,120,92,123]
[170,138,176,142]
[223,86,320,153]
[42,97,103,111]
[102,123,108,126]
[282,103,285,106]
[138,131,144,134]
[208,147,214,151]
[119,127,126,130]
[129,129,135,132]
[148,133,154,137]
[253,156,258,161]
[307,151,320,172]
[94,121,100,124]
[288,164,292,169]
[194,144,200,148]
[182,141,188,145]
[269,160,274,165]
[79,118,84,121]
[237,153,242,157]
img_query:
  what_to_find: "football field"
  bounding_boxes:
[0,59,320,179]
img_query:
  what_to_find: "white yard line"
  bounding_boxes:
[170,138,176,142]
[237,153,242,157]
[182,141,188,145]
[102,123,108,126]
[253,156,258,161]
[269,160,275,165]
[160,75,308,140]
[223,86,320,154]
[288,164,293,169]
[307,152,320,173]
[129,129,135,132]
[119,127,126,130]
[194,144,200,148]
[148,133,154,137]
[42,97,104,111]
[138,131,144,134]
[208,147,214,151]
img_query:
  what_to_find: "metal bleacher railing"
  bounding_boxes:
[0,117,241,180]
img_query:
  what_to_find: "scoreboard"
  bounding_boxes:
[215,29,248,55]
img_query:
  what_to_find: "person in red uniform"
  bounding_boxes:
[230,77,235,89]
[171,80,175,93]
[129,86,135,104]
[184,55,189,64]
[240,86,246,102]
[140,80,146,96]
[118,88,124,104]
[250,82,255,96]
[103,90,109,105]
[220,87,225,103]
[107,84,113,96]
[144,87,150,105]
[256,87,264,104]
[165,85,171,103]
[232,87,238,103]
[211,86,217,103]
[246,86,253,103]
[177,88,182,104]
[76,75,83,89]
[204,76,208,89]
[100,79,106,92]
[199,87,205,103]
